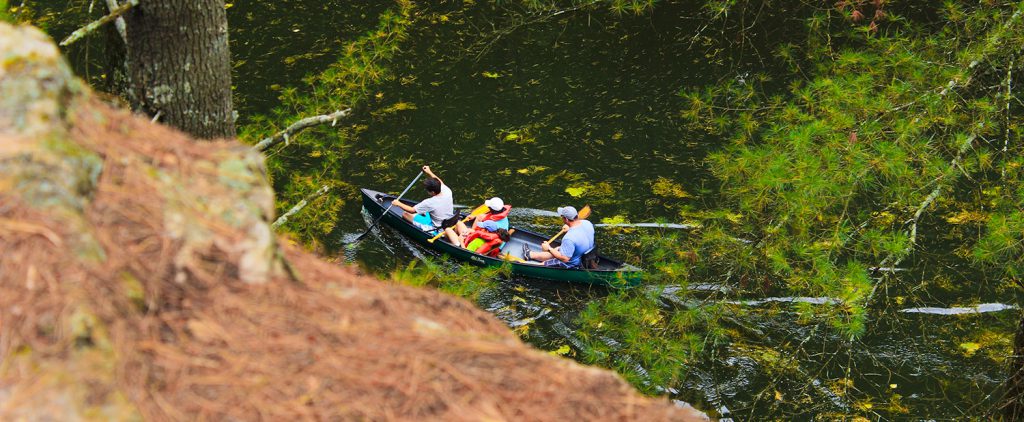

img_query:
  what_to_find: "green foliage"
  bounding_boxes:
[679,1,1024,337]
[240,1,416,247]
[0,0,11,22]
[390,259,508,301]
[571,230,730,393]
[576,287,728,393]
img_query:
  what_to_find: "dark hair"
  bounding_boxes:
[496,228,510,242]
[423,177,442,195]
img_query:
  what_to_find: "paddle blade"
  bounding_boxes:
[501,253,526,263]
[467,204,491,217]
[578,205,591,219]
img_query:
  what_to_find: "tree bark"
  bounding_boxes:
[123,0,235,139]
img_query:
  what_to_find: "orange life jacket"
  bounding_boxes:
[463,229,505,257]
[477,205,511,223]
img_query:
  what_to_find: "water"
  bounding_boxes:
[35,0,1020,418]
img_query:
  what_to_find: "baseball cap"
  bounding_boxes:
[557,206,578,220]
[485,197,504,212]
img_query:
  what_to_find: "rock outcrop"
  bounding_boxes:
[0,23,704,420]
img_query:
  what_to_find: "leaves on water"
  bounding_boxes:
[565,186,586,197]
[372,101,417,117]
[481,71,501,78]
[959,342,980,357]
[600,215,628,225]
[650,177,690,198]
[564,181,616,200]
[502,129,535,144]
[549,345,572,356]
[516,165,548,175]
[945,210,987,225]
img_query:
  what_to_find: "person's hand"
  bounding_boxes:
[541,241,551,251]
[422,165,431,174]
[391,199,401,207]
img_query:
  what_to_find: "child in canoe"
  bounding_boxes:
[463,220,511,257]
[444,197,512,245]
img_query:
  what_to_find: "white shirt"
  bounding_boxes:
[413,184,454,227]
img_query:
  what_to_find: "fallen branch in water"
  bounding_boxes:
[59,0,137,47]
[253,109,351,152]
[272,185,331,229]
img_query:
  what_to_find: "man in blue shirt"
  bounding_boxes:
[523,206,594,268]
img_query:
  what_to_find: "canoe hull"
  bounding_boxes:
[360,188,642,288]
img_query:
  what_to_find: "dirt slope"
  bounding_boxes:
[0,23,705,421]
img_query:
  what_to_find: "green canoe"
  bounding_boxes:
[360,188,642,288]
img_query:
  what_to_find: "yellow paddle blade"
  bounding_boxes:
[467,204,491,217]
[501,253,526,263]
[578,204,591,219]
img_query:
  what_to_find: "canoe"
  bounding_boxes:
[360,188,643,288]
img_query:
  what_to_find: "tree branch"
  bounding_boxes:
[253,109,351,152]
[105,0,128,44]
[272,185,331,229]
[865,132,977,310]
[59,0,137,47]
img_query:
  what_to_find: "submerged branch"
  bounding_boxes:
[865,132,977,311]
[59,0,137,47]
[883,133,976,269]
[272,185,331,229]
[253,109,351,152]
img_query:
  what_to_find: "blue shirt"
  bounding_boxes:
[494,216,509,230]
[559,220,595,267]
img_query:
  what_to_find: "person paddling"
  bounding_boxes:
[522,206,594,268]
[391,166,458,234]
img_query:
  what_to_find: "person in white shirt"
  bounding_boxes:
[391,166,457,233]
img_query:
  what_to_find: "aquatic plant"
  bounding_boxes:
[390,258,508,302]
[680,1,1024,338]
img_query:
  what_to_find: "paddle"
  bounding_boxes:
[546,205,591,243]
[427,203,490,243]
[501,253,527,263]
[353,171,423,242]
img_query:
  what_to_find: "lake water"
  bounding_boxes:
[37,0,1019,418]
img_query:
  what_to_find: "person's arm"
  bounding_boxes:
[391,199,416,214]
[541,240,572,263]
[422,165,443,187]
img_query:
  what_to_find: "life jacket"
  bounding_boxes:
[476,205,512,230]
[463,229,505,257]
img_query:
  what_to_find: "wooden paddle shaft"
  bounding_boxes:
[427,204,488,243]
[547,227,568,243]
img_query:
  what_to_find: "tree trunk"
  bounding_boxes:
[123,0,235,139]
